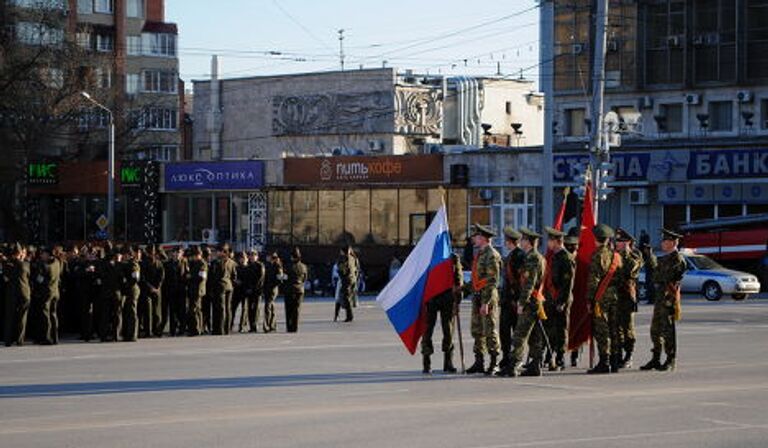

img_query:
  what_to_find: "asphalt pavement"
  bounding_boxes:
[1,295,767,448]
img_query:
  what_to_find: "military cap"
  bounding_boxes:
[544,226,565,239]
[615,227,635,242]
[292,247,302,260]
[592,224,614,240]
[472,223,496,238]
[661,228,683,241]
[564,235,580,246]
[503,227,522,240]
[520,227,542,240]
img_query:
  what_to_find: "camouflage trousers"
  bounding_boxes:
[615,296,636,353]
[650,299,676,358]
[544,300,571,356]
[592,296,619,357]
[470,295,499,356]
[509,302,544,364]
[421,292,455,356]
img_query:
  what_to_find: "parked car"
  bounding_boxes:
[638,249,761,302]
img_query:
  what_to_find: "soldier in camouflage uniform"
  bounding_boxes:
[503,228,547,377]
[421,253,463,374]
[4,244,31,347]
[640,229,686,372]
[543,227,576,371]
[186,246,208,336]
[263,251,284,332]
[497,227,525,375]
[464,223,502,375]
[336,246,356,323]
[140,245,165,338]
[586,224,623,374]
[284,247,308,333]
[564,232,581,367]
[615,228,643,369]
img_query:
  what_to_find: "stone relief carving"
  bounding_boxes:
[394,87,443,136]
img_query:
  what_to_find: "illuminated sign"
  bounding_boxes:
[27,162,58,185]
[121,166,143,188]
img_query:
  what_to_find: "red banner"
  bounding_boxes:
[568,183,597,351]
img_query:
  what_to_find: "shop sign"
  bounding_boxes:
[164,161,264,191]
[27,162,58,185]
[688,149,768,179]
[284,154,443,186]
[121,165,143,188]
[553,153,649,182]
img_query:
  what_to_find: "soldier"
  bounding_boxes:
[563,232,581,367]
[186,246,208,336]
[349,248,361,308]
[543,227,576,371]
[244,250,265,332]
[421,253,463,374]
[231,252,249,333]
[502,228,547,377]
[263,251,283,332]
[163,247,188,337]
[615,228,643,369]
[464,224,502,375]
[202,247,213,334]
[497,227,525,375]
[32,247,62,345]
[586,224,623,374]
[81,247,101,341]
[640,229,686,372]
[209,244,237,336]
[141,245,165,338]
[98,246,124,343]
[284,247,308,333]
[336,246,356,323]
[4,243,31,347]
[121,246,141,342]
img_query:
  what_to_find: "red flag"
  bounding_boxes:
[553,187,570,231]
[543,188,570,297]
[568,182,598,351]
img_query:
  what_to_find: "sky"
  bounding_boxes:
[166,0,541,83]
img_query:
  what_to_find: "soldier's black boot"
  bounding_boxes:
[610,354,622,373]
[443,350,457,374]
[333,303,340,322]
[640,352,662,371]
[344,304,353,322]
[658,357,676,372]
[554,353,565,371]
[422,354,431,374]
[620,350,634,369]
[466,354,485,374]
[485,354,499,376]
[587,355,611,374]
[521,361,542,377]
[571,350,579,367]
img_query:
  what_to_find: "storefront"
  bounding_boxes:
[160,161,266,250]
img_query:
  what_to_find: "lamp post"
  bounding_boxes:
[81,92,115,240]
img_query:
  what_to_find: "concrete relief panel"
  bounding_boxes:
[394,87,443,136]
[272,91,394,135]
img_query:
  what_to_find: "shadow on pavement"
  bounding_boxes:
[0,370,457,399]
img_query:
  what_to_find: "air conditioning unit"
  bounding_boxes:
[201,228,217,243]
[368,139,384,152]
[685,93,701,105]
[629,188,649,205]
[736,90,753,103]
[637,96,654,110]
[572,43,584,55]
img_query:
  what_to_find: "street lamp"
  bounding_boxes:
[81,91,115,240]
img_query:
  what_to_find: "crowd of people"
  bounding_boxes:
[1,242,361,347]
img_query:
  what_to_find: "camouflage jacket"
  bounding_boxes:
[549,248,575,306]
[502,246,526,303]
[586,244,623,304]
[286,260,308,293]
[647,250,686,302]
[618,247,643,301]
[520,248,546,307]
[471,245,502,305]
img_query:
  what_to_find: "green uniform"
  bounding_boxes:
[163,257,188,336]
[186,259,207,336]
[616,247,643,357]
[500,247,525,363]
[337,255,356,321]
[350,253,360,308]
[263,260,283,332]
[586,244,623,358]
[32,258,62,344]
[140,258,165,337]
[244,261,265,332]
[647,250,686,359]
[122,259,141,342]
[284,260,308,332]
[508,248,546,367]
[544,248,576,362]
[469,245,502,357]
[81,258,101,341]
[98,259,124,342]
[3,258,31,346]
[231,263,249,332]
[421,256,462,356]
[210,257,237,335]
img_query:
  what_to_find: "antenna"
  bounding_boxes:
[338,29,345,71]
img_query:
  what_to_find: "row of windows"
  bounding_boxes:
[77,0,142,16]
[76,32,176,57]
[11,0,66,9]
[79,108,178,131]
[15,22,64,46]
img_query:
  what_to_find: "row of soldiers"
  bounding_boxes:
[1,241,341,346]
[420,223,686,377]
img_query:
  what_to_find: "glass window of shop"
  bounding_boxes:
[163,193,254,248]
[318,190,344,245]
[371,189,398,245]
[292,190,319,245]
[469,187,540,252]
[345,190,371,245]
[164,194,190,241]
[65,197,85,241]
[268,190,292,245]
[398,189,427,246]
[447,188,468,245]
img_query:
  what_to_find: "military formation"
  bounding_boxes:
[1,242,357,347]
[420,223,687,376]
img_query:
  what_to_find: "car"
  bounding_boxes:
[638,249,761,302]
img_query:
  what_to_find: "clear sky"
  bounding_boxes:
[166,0,541,83]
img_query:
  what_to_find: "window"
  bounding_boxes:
[94,0,112,13]
[268,191,292,245]
[708,101,733,131]
[77,0,92,14]
[15,22,64,46]
[12,0,65,8]
[645,0,685,85]
[761,99,768,129]
[76,32,91,49]
[318,191,344,245]
[142,70,177,93]
[292,191,318,245]
[133,145,177,161]
[747,0,768,79]
[41,68,64,89]
[95,67,111,89]
[127,0,142,17]
[78,108,109,130]
[692,0,736,84]
[371,189,398,244]
[660,103,683,133]
[142,33,177,57]
[135,107,178,130]
[127,35,141,55]
[96,33,113,52]
[344,190,371,245]
[126,73,139,94]
[565,108,586,136]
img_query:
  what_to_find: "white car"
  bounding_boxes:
[638,250,761,302]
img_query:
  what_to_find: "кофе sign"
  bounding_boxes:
[284,154,443,186]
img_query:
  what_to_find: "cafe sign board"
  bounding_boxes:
[284,154,444,186]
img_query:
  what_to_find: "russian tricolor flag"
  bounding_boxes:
[376,205,455,354]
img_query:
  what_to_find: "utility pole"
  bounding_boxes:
[590,0,610,222]
[338,29,345,71]
[540,0,554,239]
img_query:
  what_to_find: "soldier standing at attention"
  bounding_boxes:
[502,228,546,377]
[210,244,237,336]
[244,251,265,332]
[231,252,249,333]
[141,245,165,338]
[336,246,356,323]
[421,253,463,374]
[98,246,124,343]
[263,252,283,332]
[122,247,141,342]
[81,248,101,341]
[284,247,308,333]
[563,232,581,367]
[615,228,643,369]
[186,246,207,336]
[33,247,62,345]
[497,228,525,375]
[640,229,687,372]
[163,247,188,337]
[464,224,502,375]
[586,224,623,374]
[543,227,576,371]
[202,247,214,334]
[4,243,31,347]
